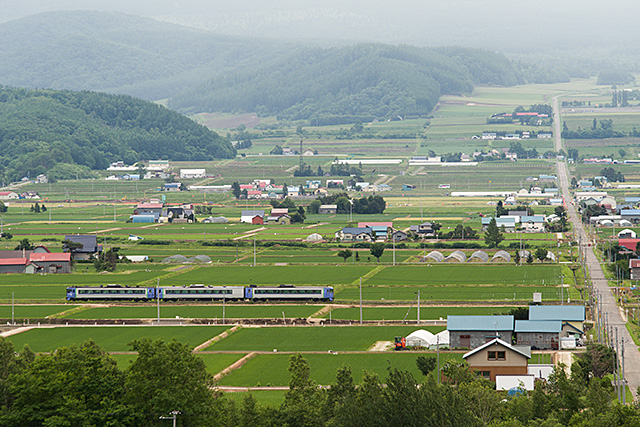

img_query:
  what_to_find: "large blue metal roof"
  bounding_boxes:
[515,320,562,333]
[447,315,514,331]
[529,305,585,322]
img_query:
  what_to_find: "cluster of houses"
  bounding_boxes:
[405,305,584,389]
[130,200,195,223]
[582,192,640,224]
[479,131,552,140]
[0,246,71,274]
[335,221,436,242]
[105,160,172,181]
[0,234,102,274]
[240,208,292,225]
[481,210,549,233]
[0,191,41,200]
[234,179,391,200]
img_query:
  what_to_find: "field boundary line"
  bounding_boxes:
[49,305,95,319]
[0,326,40,338]
[213,352,257,382]
[194,325,241,352]
[347,265,386,288]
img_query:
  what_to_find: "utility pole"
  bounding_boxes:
[561,274,564,305]
[417,290,420,324]
[159,411,180,427]
[622,337,626,404]
[392,233,396,266]
[359,277,363,326]
[11,292,14,326]
[156,278,160,325]
[223,290,226,325]
[616,327,621,402]
[436,334,440,384]
[253,236,256,267]
[113,204,116,223]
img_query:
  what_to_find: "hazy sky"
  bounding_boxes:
[2,0,640,52]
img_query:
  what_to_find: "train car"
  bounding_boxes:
[160,285,245,300]
[66,285,154,301]
[245,285,334,301]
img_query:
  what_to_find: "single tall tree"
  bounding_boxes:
[484,218,504,248]
[370,242,385,262]
[337,249,353,262]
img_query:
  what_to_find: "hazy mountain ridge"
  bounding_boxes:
[0,11,565,121]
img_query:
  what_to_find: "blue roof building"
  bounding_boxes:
[515,320,562,333]
[529,305,585,322]
[447,315,514,331]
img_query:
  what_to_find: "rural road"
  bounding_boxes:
[553,96,640,397]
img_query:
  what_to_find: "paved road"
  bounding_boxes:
[553,96,640,397]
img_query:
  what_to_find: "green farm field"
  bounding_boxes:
[208,326,444,352]
[0,305,74,319]
[64,304,322,319]
[217,352,464,387]
[325,305,520,321]
[8,325,229,352]
[110,352,245,375]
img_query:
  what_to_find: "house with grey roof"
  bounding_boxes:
[334,227,373,242]
[64,235,103,260]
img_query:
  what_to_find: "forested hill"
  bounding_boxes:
[168,44,523,121]
[0,87,235,183]
[0,11,565,122]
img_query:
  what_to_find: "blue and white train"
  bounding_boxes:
[66,284,334,301]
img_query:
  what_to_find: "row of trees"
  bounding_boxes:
[0,337,630,427]
[308,194,386,215]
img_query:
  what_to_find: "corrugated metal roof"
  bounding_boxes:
[64,235,98,252]
[515,320,562,333]
[0,258,28,266]
[463,338,530,359]
[30,253,70,262]
[241,210,265,217]
[529,305,585,322]
[447,315,514,331]
[341,227,372,235]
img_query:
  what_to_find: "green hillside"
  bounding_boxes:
[0,87,235,182]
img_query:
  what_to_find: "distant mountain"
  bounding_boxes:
[0,11,564,122]
[0,87,235,183]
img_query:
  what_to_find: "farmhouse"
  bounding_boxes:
[462,338,530,381]
[514,320,562,350]
[335,227,373,242]
[0,250,71,274]
[481,217,516,232]
[179,169,206,179]
[447,315,514,348]
[267,214,291,225]
[63,235,103,261]
[318,205,337,214]
[519,215,545,232]
[410,221,435,236]
[241,210,265,224]
[390,229,408,242]
[164,183,182,192]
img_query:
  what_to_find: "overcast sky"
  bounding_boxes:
[2,0,640,52]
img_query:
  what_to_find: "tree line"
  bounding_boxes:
[0,337,636,426]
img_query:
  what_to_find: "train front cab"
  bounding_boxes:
[66,287,76,301]
[323,287,334,301]
[244,287,253,299]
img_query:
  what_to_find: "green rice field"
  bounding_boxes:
[64,305,322,319]
[325,305,519,321]
[208,326,444,352]
[218,352,465,387]
[7,325,230,352]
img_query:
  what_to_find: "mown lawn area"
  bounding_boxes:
[209,326,443,352]
[64,305,322,319]
[0,305,75,319]
[336,285,576,302]
[170,265,375,286]
[363,264,562,286]
[109,352,245,375]
[223,391,287,406]
[218,352,464,387]
[8,325,229,352]
[325,306,520,321]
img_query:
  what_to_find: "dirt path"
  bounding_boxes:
[214,352,257,382]
[194,325,240,352]
[368,341,393,351]
[0,326,40,337]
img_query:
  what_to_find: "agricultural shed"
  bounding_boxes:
[306,233,323,242]
[515,320,562,350]
[406,330,434,347]
[528,305,585,337]
[422,251,444,263]
[124,256,148,262]
[188,255,212,264]
[161,255,189,264]
[468,251,488,263]
[491,251,511,263]
[444,251,466,263]
[618,229,637,239]
[619,220,633,227]
[131,215,157,223]
[600,220,614,227]
[518,250,530,260]
[202,216,228,223]
[631,259,640,280]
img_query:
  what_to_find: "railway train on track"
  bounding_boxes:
[66,284,334,302]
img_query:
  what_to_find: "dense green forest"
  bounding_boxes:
[0,11,570,122]
[0,338,636,427]
[0,87,235,183]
